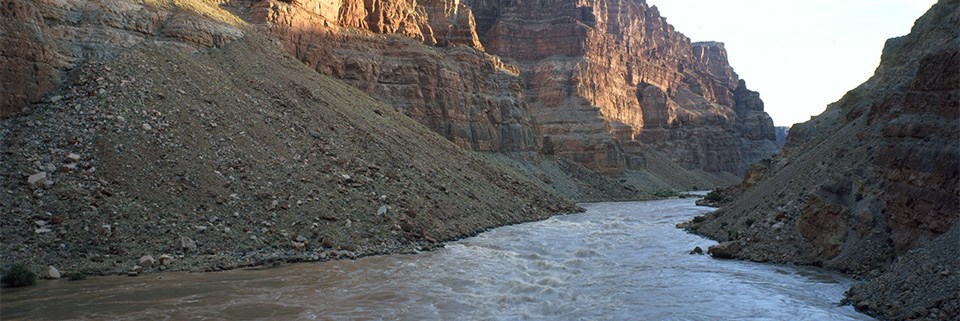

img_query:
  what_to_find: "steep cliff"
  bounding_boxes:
[236,0,777,180]
[685,1,959,319]
[471,0,778,175]
[237,0,540,153]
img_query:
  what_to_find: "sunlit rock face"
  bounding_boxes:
[247,0,777,175]
[249,0,540,153]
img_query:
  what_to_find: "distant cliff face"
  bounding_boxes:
[471,0,778,175]
[687,1,959,318]
[774,126,789,148]
[243,0,777,176]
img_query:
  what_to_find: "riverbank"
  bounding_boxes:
[1,198,870,320]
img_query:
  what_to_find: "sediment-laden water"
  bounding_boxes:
[2,198,871,320]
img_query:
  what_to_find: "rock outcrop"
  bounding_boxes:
[239,0,777,177]
[685,1,959,319]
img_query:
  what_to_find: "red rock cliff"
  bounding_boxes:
[244,0,540,153]
[470,0,777,174]
[242,0,777,175]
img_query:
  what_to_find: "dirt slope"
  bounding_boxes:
[0,34,578,276]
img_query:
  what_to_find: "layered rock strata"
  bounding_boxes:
[471,0,778,175]
[243,0,539,153]
[241,0,777,176]
[686,1,959,319]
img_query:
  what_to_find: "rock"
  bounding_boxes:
[295,235,308,243]
[138,255,155,268]
[158,254,175,266]
[708,241,742,259]
[689,246,704,255]
[131,265,143,272]
[49,95,62,103]
[47,266,61,279]
[27,171,47,188]
[127,271,138,277]
[321,238,335,249]
[34,228,52,234]
[180,236,196,251]
[291,241,306,251]
[309,130,321,139]
[141,123,152,130]
[65,153,81,162]
[377,205,387,216]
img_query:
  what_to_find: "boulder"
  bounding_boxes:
[689,246,704,255]
[27,172,47,188]
[180,236,196,251]
[47,266,61,279]
[138,255,155,268]
[708,241,742,259]
[158,254,175,266]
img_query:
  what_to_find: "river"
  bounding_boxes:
[1,198,871,320]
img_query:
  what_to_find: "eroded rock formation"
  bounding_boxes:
[241,0,777,176]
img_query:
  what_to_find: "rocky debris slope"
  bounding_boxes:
[233,0,776,183]
[684,1,959,319]
[0,26,578,277]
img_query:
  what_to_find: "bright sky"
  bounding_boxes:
[647,0,937,126]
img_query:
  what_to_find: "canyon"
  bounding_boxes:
[244,0,778,183]
[2,0,780,200]
[4,0,955,320]
[685,1,959,320]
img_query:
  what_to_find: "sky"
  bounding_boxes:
[646,0,937,126]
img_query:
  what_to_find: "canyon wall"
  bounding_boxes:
[686,1,959,319]
[241,0,777,176]
[245,0,540,153]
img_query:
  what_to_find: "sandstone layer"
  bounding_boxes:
[238,0,778,180]
[685,1,959,319]
[471,0,778,175]
[0,1,577,276]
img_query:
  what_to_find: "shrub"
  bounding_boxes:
[2,264,37,287]
[704,190,726,202]
[653,190,677,198]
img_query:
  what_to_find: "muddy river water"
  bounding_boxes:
[2,198,872,320]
